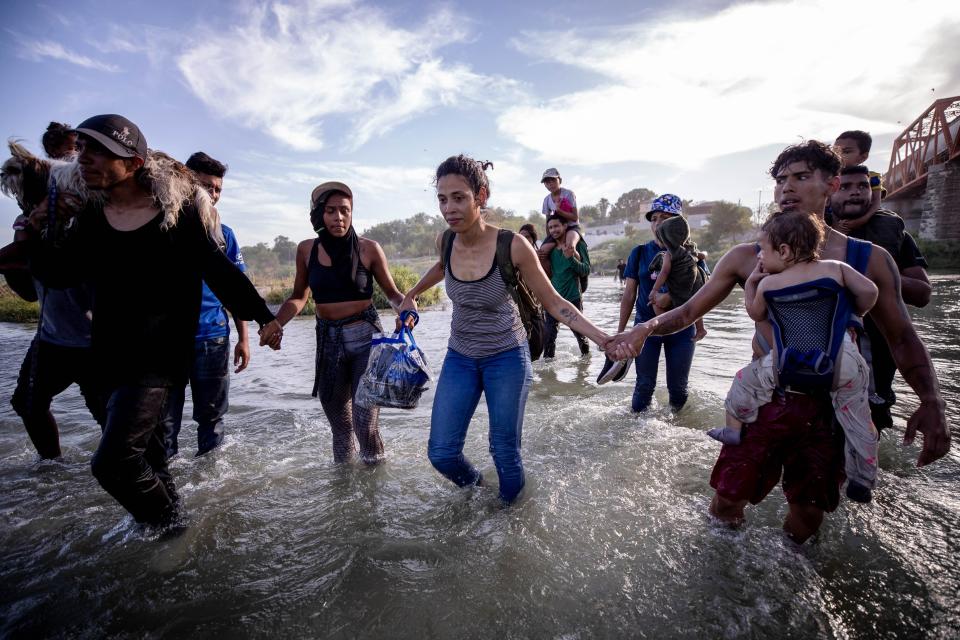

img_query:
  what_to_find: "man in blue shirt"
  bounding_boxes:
[161,152,251,457]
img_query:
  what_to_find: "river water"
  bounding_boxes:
[1,277,958,639]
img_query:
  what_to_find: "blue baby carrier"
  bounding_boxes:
[764,238,872,393]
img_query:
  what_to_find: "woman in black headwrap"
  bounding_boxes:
[276,182,412,463]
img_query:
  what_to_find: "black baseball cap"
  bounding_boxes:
[72,114,148,159]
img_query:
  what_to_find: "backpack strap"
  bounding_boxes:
[439,229,455,271]
[495,229,518,289]
[845,236,873,275]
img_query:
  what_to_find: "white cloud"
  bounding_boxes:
[15,37,120,72]
[178,0,524,151]
[499,0,960,167]
[217,155,441,244]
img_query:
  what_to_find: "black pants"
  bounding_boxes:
[11,337,106,458]
[543,297,589,357]
[91,385,179,526]
[864,318,896,431]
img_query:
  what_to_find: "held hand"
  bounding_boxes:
[594,331,612,350]
[396,296,419,330]
[835,219,852,234]
[904,399,951,467]
[607,324,651,360]
[258,319,283,350]
[234,340,251,373]
[395,308,419,332]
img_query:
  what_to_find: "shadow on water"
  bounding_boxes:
[0,277,958,638]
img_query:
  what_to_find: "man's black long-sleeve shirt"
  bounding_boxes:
[32,203,274,388]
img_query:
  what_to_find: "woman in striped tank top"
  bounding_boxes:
[400,155,610,503]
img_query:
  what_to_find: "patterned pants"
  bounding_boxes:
[314,311,384,463]
[726,335,879,488]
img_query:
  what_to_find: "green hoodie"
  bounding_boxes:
[548,238,590,302]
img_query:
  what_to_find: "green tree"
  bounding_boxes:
[272,235,297,263]
[701,201,753,250]
[609,187,657,222]
[579,204,599,225]
[597,197,610,221]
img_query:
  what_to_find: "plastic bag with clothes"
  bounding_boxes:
[356,312,432,410]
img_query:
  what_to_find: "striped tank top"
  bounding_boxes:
[446,255,527,358]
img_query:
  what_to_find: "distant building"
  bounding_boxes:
[684,201,717,229]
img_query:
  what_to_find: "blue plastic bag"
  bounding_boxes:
[356,311,432,409]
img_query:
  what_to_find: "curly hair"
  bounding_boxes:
[761,210,824,264]
[769,140,842,180]
[435,154,493,202]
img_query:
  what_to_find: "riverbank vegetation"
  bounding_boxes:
[0,288,38,322]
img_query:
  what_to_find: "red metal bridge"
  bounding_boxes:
[885,95,960,199]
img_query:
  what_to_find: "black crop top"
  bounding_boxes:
[308,238,374,304]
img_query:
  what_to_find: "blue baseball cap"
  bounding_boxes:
[645,194,683,221]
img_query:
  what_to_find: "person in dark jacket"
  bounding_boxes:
[28,114,283,528]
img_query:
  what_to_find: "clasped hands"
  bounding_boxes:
[258,320,284,350]
[597,323,652,361]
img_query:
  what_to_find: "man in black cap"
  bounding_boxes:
[28,114,283,528]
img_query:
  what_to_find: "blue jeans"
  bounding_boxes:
[631,322,696,412]
[428,345,533,503]
[161,336,230,457]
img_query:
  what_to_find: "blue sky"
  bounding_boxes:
[2,0,958,247]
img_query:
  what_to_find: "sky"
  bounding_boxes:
[2,0,958,247]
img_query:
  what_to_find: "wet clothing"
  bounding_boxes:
[308,232,373,304]
[711,236,874,513]
[163,224,246,457]
[10,279,101,458]
[726,335,878,489]
[710,392,845,512]
[11,336,105,459]
[848,210,928,430]
[432,243,531,502]
[313,310,384,463]
[30,202,273,526]
[161,336,231,458]
[624,240,698,411]
[429,344,532,503]
[306,231,384,463]
[544,298,589,358]
[91,386,179,525]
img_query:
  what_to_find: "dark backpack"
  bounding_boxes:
[441,229,545,361]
